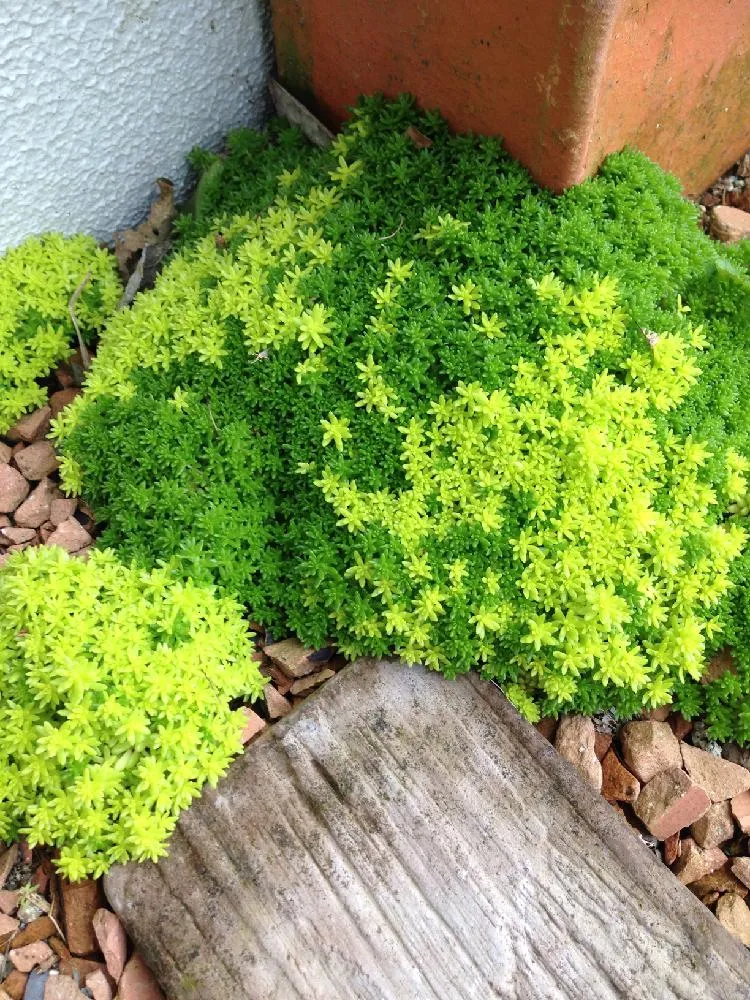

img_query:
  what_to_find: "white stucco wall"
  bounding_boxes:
[0,0,271,251]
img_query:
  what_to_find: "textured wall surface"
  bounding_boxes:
[0,0,271,251]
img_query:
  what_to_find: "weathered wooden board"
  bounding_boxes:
[105,659,750,999]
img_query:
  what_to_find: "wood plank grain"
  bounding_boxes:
[105,659,750,999]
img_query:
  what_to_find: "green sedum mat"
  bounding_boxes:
[53,95,750,740]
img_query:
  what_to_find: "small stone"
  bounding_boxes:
[634,767,710,840]
[681,741,750,802]
[8,942,52,974]
[663,832,681,866]
[14,479,57,529]
[672,838,726,885]
[48,390,81,419]
[13,442,58,482]
[0,528,36,546]
[239,708,266,745]
[0,892,18,916]
[6,407,51,444]
[264,684,291,720]
[554,715,602,792]
[0,466,30,514]
[264,638,320,679]
[702,647,736,685]
[289,668,336,697]
[732,790,750,833]
[60,879,103,957]
[690,800,735,849]
[117,954,164,1000]
[43,973,87,999]
[601,750,640,803]
[45,518,91,554]
[84,971,113,1000]
[593,731,612,761]
[0,970,27,1000]
[7,918,55,950]
[711,204,750,243]
[691,862,749,901]
[620,721,682,784]
[0,443,11,464]
[49,499,77,527]
[732,857,750,890]
[92,910,127,983]
[716,893,750,946]
[0,914,19,938]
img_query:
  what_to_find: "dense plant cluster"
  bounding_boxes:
[0,545,264,878]
[54,96,750,738]
[0,233,120,433]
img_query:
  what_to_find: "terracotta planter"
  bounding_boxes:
[271,0,750,194]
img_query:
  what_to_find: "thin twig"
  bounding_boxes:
[68,270,93,371]
[379,217,404,242]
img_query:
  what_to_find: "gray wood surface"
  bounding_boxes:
[268,79,334,148]
[105,659,750,999]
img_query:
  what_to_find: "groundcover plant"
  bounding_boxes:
[0,233,120,433]
[52,95,750,740]
[0,546,265,878]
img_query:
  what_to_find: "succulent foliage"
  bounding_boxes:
[0,546,264,879]
[55,96,750,739]
[0,234,120,433]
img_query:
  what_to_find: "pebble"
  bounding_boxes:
[289,668,336,697]
[0,443,11,464]
[20,969,48,1000]
[732,790,750,833]
[681,741,750,802]
[672,838,726,885]
[84,970,113,1000]
[601,750,640,803]
[13,443,58,482]
[6,407,51,444]
[264,638,320,678]
[264,684,291,720]
[554,715,602,792]
[620,720,682,784]
[663,832,681,866]
[0,528,36,546]
[7,920,55,951]
[14,479,57,530]
[0,466,30,514]
[48,499,77,528]
[690,863,748,901]
[634,767,710,840]
[239,708,266,745]
[732,857,750,890]
[690,800,734,850]
[0,893,19,916]
[60,879,103,957]
[0,914,20,938]
[45,518,91,555]
[9,943,52,974]
[48,390,81,419]
[41,973,86,1000]
[92,910,127,983]
[716,893,750,946]
[710,204,750,243]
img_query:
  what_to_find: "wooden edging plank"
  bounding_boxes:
[105,659,750,999]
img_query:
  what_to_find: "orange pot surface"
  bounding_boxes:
[271,0,750,193]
